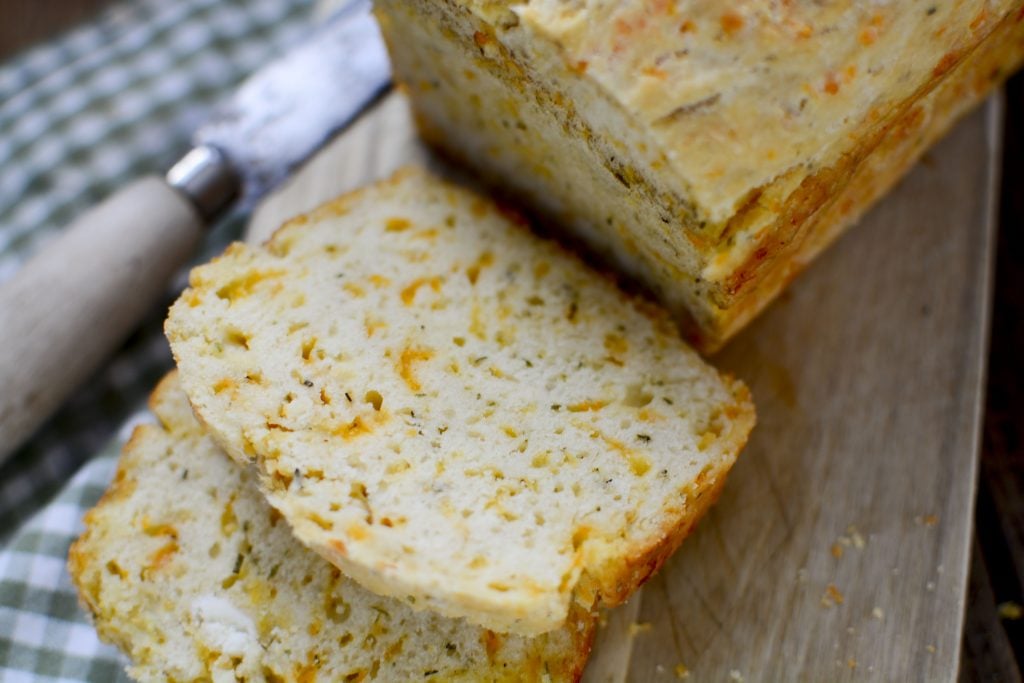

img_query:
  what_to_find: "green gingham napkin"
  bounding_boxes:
[0,0,320,678]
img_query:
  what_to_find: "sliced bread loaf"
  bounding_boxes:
[375,0,1024,350]
[165,168,755,635]
[68,373,593,682]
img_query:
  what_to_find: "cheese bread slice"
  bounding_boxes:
[165,168,755,635]
[69,373,592,682]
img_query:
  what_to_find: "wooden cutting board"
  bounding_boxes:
[247,91,1001,682]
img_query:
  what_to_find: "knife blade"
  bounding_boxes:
[0,0,392,464]
[192,0,390,213]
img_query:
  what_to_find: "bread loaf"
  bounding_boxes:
[165,168,755,635]
[374,0,1024,350]
[68,373,593,682]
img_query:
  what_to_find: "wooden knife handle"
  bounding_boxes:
[0,177,202,464]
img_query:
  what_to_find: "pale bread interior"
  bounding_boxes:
[165,168,754,635]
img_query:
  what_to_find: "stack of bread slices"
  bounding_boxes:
[69,168,754,681]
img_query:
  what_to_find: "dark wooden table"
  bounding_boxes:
[1,3,1022,680]
[960,76,1024,683]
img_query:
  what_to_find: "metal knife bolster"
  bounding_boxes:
[166,0,390,225]
[166,146,239,222]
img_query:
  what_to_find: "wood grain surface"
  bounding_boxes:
[604,97,1000,682]
[247,91,1001,681]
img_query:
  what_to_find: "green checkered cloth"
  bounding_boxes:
[0,0,319,678]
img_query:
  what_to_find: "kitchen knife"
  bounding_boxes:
[0,0,391,464]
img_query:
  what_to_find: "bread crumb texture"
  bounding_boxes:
[68,373,593,682]
[165,167,754,635]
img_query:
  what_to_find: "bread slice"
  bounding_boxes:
[374,0,1024,350]
[68,373,593,682]
[165,168,754,635]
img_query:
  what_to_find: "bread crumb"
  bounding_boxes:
[847,658,857,669]
[997,601,1022,620]
[821,584,845,608]
[872,607,885,621]
[926,644,937,654]
[729,670,744,682]
[915,514,939,526]
[629,621,653,636]
[674,663,690,679]
[848,525,866,549]
[833,525,865,554]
